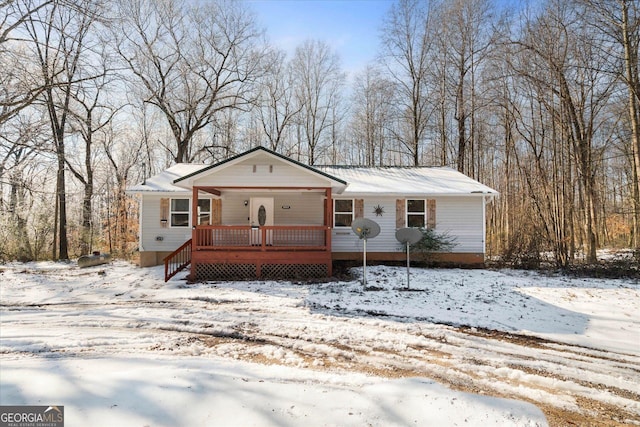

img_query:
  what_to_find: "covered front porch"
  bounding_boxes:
[165,185,334,281]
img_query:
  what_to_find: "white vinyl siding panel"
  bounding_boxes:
[274,193,324,225]
[141,195,193,251]
[435,197,484,253]
[221,193,324,225]
[193,155,331,188]
[331,196,485,253]
[332,197,398,252]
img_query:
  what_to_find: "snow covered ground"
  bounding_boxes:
[1,261,638,426]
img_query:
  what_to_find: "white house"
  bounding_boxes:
[127,147,497,281]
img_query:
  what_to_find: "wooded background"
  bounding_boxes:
[1,0,638,267]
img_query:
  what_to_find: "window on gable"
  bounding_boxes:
[334,199,354,227]
[170,198,190,227]
[407,199,426,228]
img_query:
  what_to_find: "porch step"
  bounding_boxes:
[164,239,192,282]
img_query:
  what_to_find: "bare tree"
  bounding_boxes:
[19,0,100,260]
[508,0,615,263]
[350,65,396,166]
[66,48,118,255]
[0,109,48,260]
[102,121,143,256]
[578,0,640,249]
[379,0,435,166]
[258,49,301,152]
[0,0,55,124]
[114,0,267,163]
[290,39,345,165]
[436,0,496,175]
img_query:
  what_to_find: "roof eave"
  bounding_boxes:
[125,189,192,196]
[339,191,498,197]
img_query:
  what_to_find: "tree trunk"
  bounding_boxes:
[456,76,466,173]
[56,130,69,260]
[621,0,640,249]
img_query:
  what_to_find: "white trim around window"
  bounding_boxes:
[333,199,354,227]
[170,198,190,227]
[406,199,426,228]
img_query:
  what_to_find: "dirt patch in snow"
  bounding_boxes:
[197,327,640,427]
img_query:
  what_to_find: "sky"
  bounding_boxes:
[249,0,395,76]
[249,0,529,80]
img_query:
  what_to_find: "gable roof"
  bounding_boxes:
[174,146,347,186]
[127,147,498,196]
[317,166,497,196]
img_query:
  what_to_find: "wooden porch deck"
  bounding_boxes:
[166,225,333,281]
[194,225,329,251]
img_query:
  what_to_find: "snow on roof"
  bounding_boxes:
[127,162,497,196]
[317,166,497,196]
[127,163,207,193]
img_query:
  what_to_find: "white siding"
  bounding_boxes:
[141,194,485,253]
[331,196,485,253]
[221,192,324,225]
[141,192,326,251]
[332,197,399,253]
[221,193,249,225]
[193,154,331,188]
[435,197,485,252]
[274,193,324,225]
[141,195,193,252]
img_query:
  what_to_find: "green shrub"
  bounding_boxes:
[409,228,457,253]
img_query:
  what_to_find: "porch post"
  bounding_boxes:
[325,187,333,276]
[192,187,199,228]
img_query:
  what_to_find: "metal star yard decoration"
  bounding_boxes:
[373,204,385,216]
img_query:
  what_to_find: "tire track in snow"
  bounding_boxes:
[178,303,640,426]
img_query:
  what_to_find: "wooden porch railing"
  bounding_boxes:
[163,239,192,282]
[194,225,329,251]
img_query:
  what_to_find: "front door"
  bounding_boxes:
[250,197,274,245]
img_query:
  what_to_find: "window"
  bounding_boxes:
[170,199,190,227]
[334,199,354,227]
[197,199,211,225]
[407,199,426,228]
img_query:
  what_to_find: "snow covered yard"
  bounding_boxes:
[0,261,638,426]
